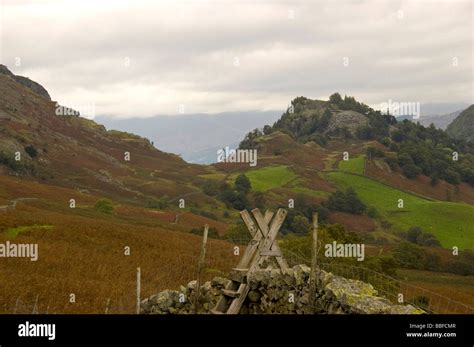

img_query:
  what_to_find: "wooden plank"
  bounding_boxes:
[229,268,249,283]
[212,209,290,314]
[222,289,240,298]
[253,208,289,270]
[226,283,250,314]
[232,267,249,272]
[260,249,282,257]
[264,210,274,225]
[229,271,247,283]
[237,210,263,269]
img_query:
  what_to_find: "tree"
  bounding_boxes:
[329,92,343,105]
[325,187,366,215]
[402,163,421,178]
[290,215,310,235]
[235,174,251,194]
[231,192,249,211]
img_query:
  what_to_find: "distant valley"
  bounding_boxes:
[96,112,281,164]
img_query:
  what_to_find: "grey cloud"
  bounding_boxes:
[0,0,471,117]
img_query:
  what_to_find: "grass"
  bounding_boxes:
[327,171,474,250]
[4,224,54,237]
[338,155,365,174]
[398,269,474,312]
[229,165,297,192]
[198,173,227,181]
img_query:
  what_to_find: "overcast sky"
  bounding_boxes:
[0,0,472,118]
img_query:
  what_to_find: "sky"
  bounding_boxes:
[0,0,472,119]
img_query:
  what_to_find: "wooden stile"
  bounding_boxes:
[211,208,289,314]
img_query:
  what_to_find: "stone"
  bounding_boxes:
[141,264,425,315]
[248,290,261,303]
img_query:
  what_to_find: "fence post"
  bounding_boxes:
[194,224,209,313]
[13,297,20,314]
[32,294,39,314]
[309,213,318,313]
[136,267,141,314]
[105,298,111,314]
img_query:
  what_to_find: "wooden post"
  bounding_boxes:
[136,267,141,314]
[32,294,39,314]
[13,297,19,314]
[194,224,209,313]
[105,298,111,314]
[310,213,318,313]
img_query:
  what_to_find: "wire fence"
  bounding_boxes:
[4,234,473,314]
[281,247,474,314]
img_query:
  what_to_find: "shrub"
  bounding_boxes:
[235,174,251,194]
[325,187,366,215]
[202,180,219,196]
[24,145,38,158]
[290,215,311,235]
[94,199,114,214]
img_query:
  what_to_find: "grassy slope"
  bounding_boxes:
[338,154,365,174]
[327,171,474,249]
[229,165,297,192]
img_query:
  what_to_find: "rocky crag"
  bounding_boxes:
[141,265,424,314]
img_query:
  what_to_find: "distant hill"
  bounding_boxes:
[393,103,469,129]
[96,111,281,164]
[418,110,463,129]
[446,105,474,142]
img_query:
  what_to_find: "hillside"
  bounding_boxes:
[446,105,474,142]
[0,69,472,313]
[0,66,223,208]
[0,66,241,313]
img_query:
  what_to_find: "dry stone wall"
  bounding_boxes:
[141,265,424,314]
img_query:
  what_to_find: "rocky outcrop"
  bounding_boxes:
[326,110,368,136]
[0,64,51,100]
[141,265,424,315]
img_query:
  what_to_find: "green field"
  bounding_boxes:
[229,165,297,192]
[327,171,474,250]
[338,155,366,174]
